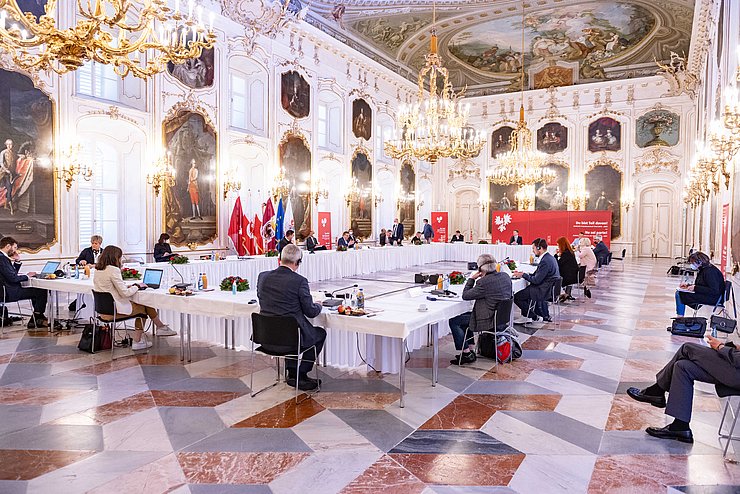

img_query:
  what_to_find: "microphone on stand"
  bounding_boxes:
[322,284,358,307]
[170,262,191,290]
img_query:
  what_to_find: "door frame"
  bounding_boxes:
[638,185,673,258]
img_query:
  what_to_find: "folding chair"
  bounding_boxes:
[717,384,740,463]
[458,298,513,369]
[1,285,41,335]
[690,281,734,319]
[250,313,321,403]
[611,249,627,271]
[91,291,148,354]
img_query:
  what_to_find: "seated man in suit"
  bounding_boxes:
[411,232,424,245]
[448,254,512,365]
[69,234,104,311]
[337,231,352,249]
[509,230,523,245]
[391,218,404,246]
[422,219,434,243]
[379,228,387,247]
[304,230,326,252]
[256,244,326,391]
[513,238,560,324]
[277,229,295,253]
[450,230,465,242]
[627,337,740,444]
[592,235,610,266]
[0,236,52,329]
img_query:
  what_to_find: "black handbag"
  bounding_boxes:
[710,290,737,334]
[78,323,112,353]
[668,317,707,338]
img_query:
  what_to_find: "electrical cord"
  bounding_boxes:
[355,332,379,373]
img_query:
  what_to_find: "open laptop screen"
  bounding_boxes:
[41,261,60,274]
[142,268,164,288]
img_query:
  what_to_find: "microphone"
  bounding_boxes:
[170,263,191,290]
[324,284,358,299]
[322,284,358,307]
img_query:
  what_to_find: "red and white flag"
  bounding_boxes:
[252,214,264,255]
[227,197,247,256]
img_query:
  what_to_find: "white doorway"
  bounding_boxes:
[453,190,479,241]
[638,186,673,257]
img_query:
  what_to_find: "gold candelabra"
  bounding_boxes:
[515,185,535,211]
[373,192,384,208]
[311,179,328,205]
[344,178,361,207]
[620,191,635,212]
[58,143,93,190]
[0,0,217,78]
[566,185,590,210]
[146,151,175,196]
[271,166,291,199]
[223,167,241,200]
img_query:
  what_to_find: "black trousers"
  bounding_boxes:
[513,285,550,318]
[7,287,48,315]
[262,326,326,377]
[657,343,740,423]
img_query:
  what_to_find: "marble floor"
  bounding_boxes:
[0,259,739,493]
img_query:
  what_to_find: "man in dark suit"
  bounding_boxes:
[391,218,404,246]
[509,230,523,245]
[450,230,465,242]
[337,231,353,249]
[422,219,434,243]
[76,235,103,266]
[277,229,295,253]
[448,254,513,365]
[304,230,326,252]
[592,235,610,266]
[0,236,51,329]
[256,244,326,391]
[513,238,560,323]
[627,337,740,443]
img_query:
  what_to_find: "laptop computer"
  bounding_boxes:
[34,261,60,279]
[142,268,164,289]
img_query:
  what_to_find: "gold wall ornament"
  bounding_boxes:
[311,179,328,204]
[565,185,589,211]
[586,154,622,173]
[0,0,217,79]
[448,158,480,181]
[223,0,307,55]
[223,167,241,200]
[633,147,681,176]
[146,151,176,196]
[57,143,93,191]
[270,166,291,200]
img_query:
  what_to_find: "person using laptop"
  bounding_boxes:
[94,245,176,349]
[0,236,53,329]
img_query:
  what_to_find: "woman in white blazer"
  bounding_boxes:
[93,246,172,350]
[577,237,598,287]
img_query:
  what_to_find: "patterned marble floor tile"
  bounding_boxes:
[270,449,381,494]
[389,453,525,486]
[183,427,311,453]
[291,410,378,452]
[339,454,426,494]
[158,407,226,450]
[312,392,399,409]
[51,391,155,426]
[332,409,415,452]
[151,390,245,407]
[86,452,187,494]
[389,430,521,455]
[199,358,273,378]
[0,424,103,451]
[508,454,597,494]
[502,411,604,454]
[0,449,95,480]
[418,395,494,430]
[66,355,140,376]
[480,359,582,381]
[0,387,84,406]
[102,407,174,452]
[178,451,310,484]
[232,397,325,428]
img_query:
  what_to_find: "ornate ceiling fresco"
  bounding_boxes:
[304,0,695,96]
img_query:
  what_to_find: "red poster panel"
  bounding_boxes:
[431,211,448,243]
[491,211,612,247]
[721,203,730,272]
[317,212,332,248]
[491,211,531,244]
[567,212,612,248]
[529,212,569,246]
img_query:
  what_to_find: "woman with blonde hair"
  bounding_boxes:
[578,237,597,296]
[94,245,175,350]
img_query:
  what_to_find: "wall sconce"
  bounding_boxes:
[344,177,361,207]
[416,199,425,211]
[566,185,590,210]
[311,179,328,205]
[146,151,175,197]
[271,166,291,199]
[58,143,93,191]
[223,167,242,200]
[515,185,535,211]
[621,191,635,212]
[374,192,384,208]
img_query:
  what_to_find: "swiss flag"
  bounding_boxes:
[228,197,247,256]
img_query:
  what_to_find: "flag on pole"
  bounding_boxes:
[227,197,247,256]
[283,195,294,234]
[242,214,254,255]
[261,198,276,250]
[252,214,263,254]
[275,197,285,240]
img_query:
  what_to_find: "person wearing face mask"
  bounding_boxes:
[347,229,356,245]
[69,235,104,311]
[675,251,725,317]
[153,233,177,262]
[512,238,560,324]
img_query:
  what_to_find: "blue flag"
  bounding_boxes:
[275,197,285,240]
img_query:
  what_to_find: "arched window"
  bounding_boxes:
[230,60,267,136]
[78,140,121,249]
[317,91,343,153]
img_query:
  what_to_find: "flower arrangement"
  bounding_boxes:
[121,268,141,280]
[337,245,348,252]
[449,271,466,285]
[169,255,189,265]
[220,276,249,292]
[504,259,517,271]
[265,250,279,257]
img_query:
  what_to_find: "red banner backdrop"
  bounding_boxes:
[721,203,730,272]
[491,211,612,248]
[431,211,448,243]
[318,212,332,248]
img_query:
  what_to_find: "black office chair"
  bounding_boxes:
[458,298,513,367]
[717,383,740,462]
[91,290,147,354]
[250,313,321,403]
[611,249,627,271]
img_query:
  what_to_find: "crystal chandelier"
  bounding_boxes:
[566,185,590,210]
[384,1,484,164]
[489,4,554,188]
[344,177,361,207]
[146,151,176,196]
[515,184,535,210]
[223,166,241,200]
[0,0,216,78]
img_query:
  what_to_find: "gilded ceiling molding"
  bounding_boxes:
[277,57,310,76]
[586,155,622,173]
[163,92,216,129]
[320,152,342,163]
[85,105,140,127]
[0,54,47,91]
[448,158,481,181]
[633,147,681,176]
[545,158,570,169]
[656,52,699,99]
[351,143,371,162]
[586,107,625,120]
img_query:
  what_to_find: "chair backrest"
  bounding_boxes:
[251,313,301,347]
[578,265,587,283]
[494,298,513,331]
[621,248,626,258]
[92,290,116,316]
[551,277,563,302]
[715,281,734,309]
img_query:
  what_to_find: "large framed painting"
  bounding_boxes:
[637,109,680,148]
[491,126,514,158]
[281,70,310,119]
[167,47,215,89]
[352,98,372,141]
[279,133,312,240]
[588,117,621,153]
[0,69,55,251]
[399,161,415,235]
[350,149,372,238]
[537,122,568,154]
[585,164,622,239]
[488,181,517,234]
[163,111,217,247]
[535,163,568,211]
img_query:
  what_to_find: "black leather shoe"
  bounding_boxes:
[627,387,666,408]
[450,351,477,365]
[646,425,693,443]
[584,287,592,298]
[286,378,319,391]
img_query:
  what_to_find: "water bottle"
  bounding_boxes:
[443,275,450,292]
[231,279,237,295]
[356,288,365,309]
[74,264,79,279]
[197,273,204,291]
[65,263,72,278]
[211,250,216,261]
[349,291,357,308]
